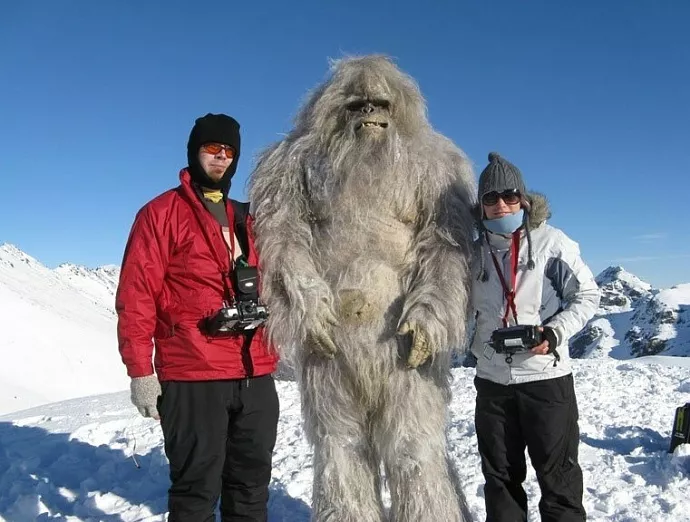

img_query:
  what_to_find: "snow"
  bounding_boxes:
[596,266,652,294]
[657,284,690,310]
[1,243,690,521]
[0,243,127,416]
[1,358,689,521]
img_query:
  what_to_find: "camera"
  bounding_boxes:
[489,325,543,355]
[204,265,269,335]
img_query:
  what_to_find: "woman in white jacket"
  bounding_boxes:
[471,152,600,522]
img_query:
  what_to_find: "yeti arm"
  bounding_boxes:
[400,149,476,357]
[249,141,336,355]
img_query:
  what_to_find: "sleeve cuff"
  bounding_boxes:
[127,362,155,378]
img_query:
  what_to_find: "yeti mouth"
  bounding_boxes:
[360,121,388,129]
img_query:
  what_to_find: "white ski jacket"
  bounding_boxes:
[470,194,600,385]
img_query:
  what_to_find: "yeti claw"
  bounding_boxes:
[398,322,434,369]
[307,330,337,358]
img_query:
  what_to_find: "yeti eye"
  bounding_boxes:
[346,99,391,112]
[346,100,367,112]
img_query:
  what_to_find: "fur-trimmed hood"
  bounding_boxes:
[472,192,551,231]
[523,192,551,229]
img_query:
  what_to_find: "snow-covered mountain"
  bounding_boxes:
[571,266,690,359]
[0,243,127,416]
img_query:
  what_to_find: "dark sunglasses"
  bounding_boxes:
[482,189,521,206]
[201,143,236,159]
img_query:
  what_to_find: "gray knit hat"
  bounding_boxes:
[478,152,526,200]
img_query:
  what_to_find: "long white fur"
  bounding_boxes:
[249,55,476,522]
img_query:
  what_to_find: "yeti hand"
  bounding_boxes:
[130,375,161,420]
[398,321,435,369]
[305,307,339,358]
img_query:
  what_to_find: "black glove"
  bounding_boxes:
[541,326,559,353]
[541,326,561,365]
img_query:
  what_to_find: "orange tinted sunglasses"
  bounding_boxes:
[201,143,235,159]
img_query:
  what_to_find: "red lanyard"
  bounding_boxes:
[489,230,521,327]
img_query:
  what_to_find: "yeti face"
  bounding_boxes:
[303,58,427,147]
[346,97,391,136]
[337,73,400,149]
[291,56,434,179]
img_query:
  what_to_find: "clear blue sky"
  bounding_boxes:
[1,1,688,288]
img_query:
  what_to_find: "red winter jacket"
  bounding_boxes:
[115,169,278,381]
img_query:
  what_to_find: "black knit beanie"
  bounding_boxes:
[186,113,241,194]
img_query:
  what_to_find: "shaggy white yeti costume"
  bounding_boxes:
[249,55,476,522]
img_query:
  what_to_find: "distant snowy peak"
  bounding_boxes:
[0,243,48,271]
[1,243,119,284]
[55,263,120,290]
[657,283,690,309]
[573,267,690,359]
[0,243,120,315]
[99,264,121,276]
[596,265,652,313]
[596,265,652,291]
[626,283,690,357]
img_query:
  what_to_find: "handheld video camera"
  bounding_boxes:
[489,325,543,355]
[204,265,269,336]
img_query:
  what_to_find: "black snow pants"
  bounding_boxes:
[474,374,586,522]
[158,376,279,522]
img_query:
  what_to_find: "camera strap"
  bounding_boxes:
[488,230,521,327]
[230,200,251,261]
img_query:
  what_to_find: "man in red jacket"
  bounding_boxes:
[116,113,279,522]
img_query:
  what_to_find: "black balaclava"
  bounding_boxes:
[186,113,241,195]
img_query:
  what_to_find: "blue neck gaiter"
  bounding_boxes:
[483,209,524,235]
